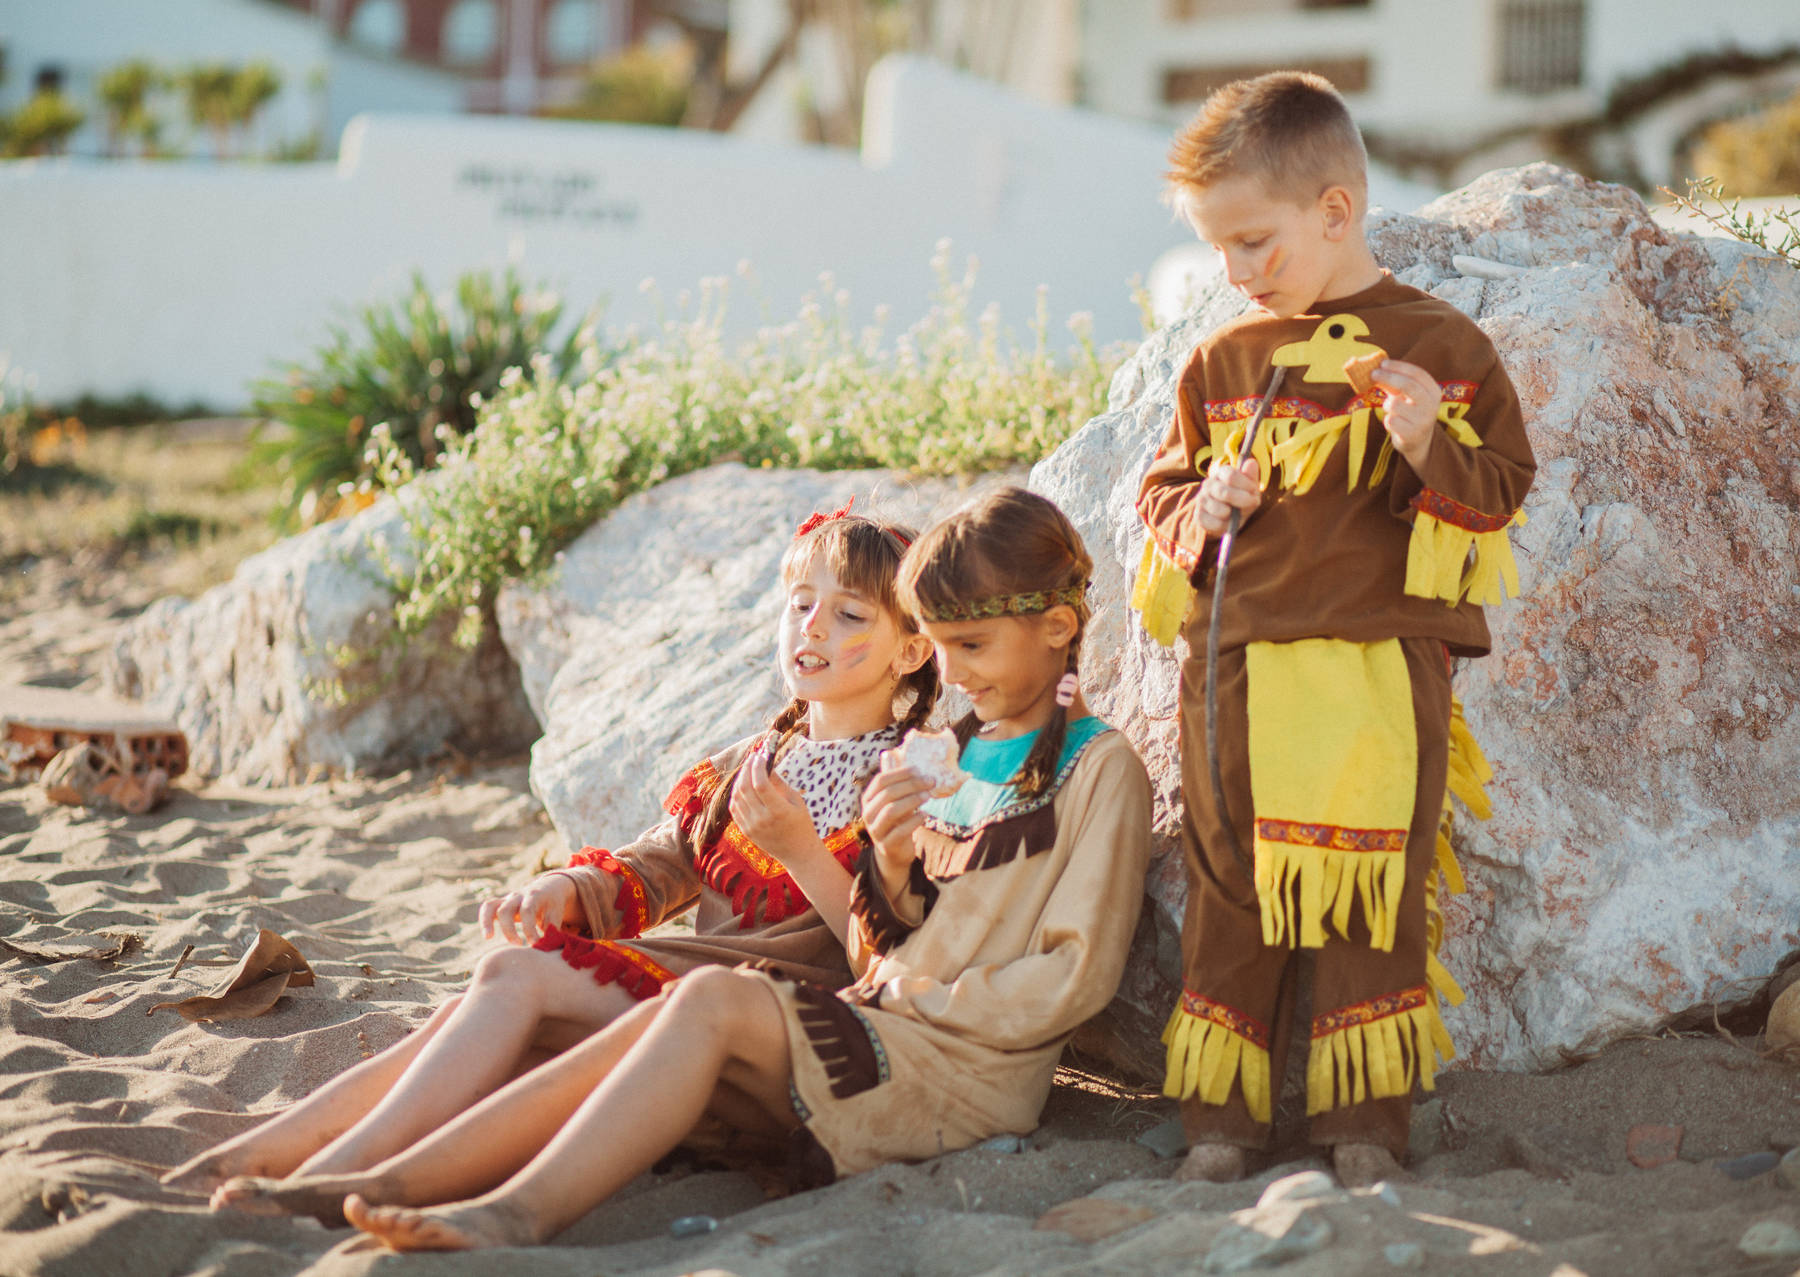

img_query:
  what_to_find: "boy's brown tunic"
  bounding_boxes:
[746,727,1152,1179]
[1137,274,1535,1153]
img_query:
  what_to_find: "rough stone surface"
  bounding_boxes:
[1738,1219,1800,1260]
[1627,1124,1685,1170]
[1202,1202,1335,1273]
[496,464,1013,851]
[1769,983,1800,1052]
[1031,163,1800,1072]
[106,492,538,783]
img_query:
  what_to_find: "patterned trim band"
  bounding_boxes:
[1311,985,1430,1038]
[1255,817,1408,854]
[1411,489,1515,534]
[918,583,1088,623]
[1178,988,1272,1051]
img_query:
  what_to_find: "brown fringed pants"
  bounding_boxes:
[1176,634,1450,1157]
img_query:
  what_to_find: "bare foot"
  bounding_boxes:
[344,1193,542,1252]
[162,1150,253,1195]
[1332,1142,1407,1188]
[210,1173,370,1226]
[1176,1142,1247,1183]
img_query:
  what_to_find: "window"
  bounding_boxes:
[443,0,500,66]
[545,0,606,66]
[1164,56,1371,103]
[1495,0,1584,93]
[347,0,405,56]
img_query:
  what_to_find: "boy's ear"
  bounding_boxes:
[894,632,934,677]
[1318,184,1358,241]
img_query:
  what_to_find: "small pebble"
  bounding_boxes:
[1738,1219,1800,1260]
[670,1214,718,1239]
[1136,1117,1189,1160]
[1374,1181,1402,1207]
[1384,1240,1426,1269]
[976,1135,1024,1154]
[1776,1146,1800,1191]
[1717,1151,1781,1181]
[1257,1170,1339,1206]
[1203,1210,1334,1273]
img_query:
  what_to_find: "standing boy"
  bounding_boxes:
[1134,72,1535,1186]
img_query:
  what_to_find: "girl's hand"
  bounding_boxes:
[1371,358,1443,468]
[730,747,827,872]
[480,873,577,947]
[862,751,933,876]
[1196,455,1261,538]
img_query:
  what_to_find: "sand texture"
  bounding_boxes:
[4,584,1800,1276]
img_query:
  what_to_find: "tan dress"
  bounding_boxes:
[534,727,899,994]
[745,723,1152,1181]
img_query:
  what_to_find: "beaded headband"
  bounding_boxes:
[918,583,1088,623]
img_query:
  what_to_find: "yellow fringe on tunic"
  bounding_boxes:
[1306,986,1455,1115]
[1162,999,1272,1123]
[1130,537,1197,648]
[1246,638,1417,952]
[1404,507,1526,607]
[1425,697,1496,1009]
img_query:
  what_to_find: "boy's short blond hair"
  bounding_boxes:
[1166,71,1367,209]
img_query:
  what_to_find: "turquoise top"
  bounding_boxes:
[923,715,1109,828]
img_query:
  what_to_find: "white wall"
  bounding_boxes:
[1586,0,1800,93]
[0,56,1241,406]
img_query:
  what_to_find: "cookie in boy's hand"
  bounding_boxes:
[1342,349,1387,397]
[899,728,968,798]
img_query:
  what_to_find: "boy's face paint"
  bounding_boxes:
[920,612,1069,733]
[778,558,906,710]
[1182,175,1364,319]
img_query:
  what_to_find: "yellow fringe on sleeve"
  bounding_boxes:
[1162,1002,1272,1124]
[1305,988,1455,1115]
[1130,537,1197,648]
[1404,506,1526,607]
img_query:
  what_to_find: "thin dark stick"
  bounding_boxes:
[166,944,196,979]
[1206,365,1286,876]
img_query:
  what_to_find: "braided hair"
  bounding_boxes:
[896,486,1092,800]
[696,513,939,849]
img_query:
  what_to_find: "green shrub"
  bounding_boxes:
[251,268,585,524]
[370,245,1125,649]
[1666,177,1800,271]
[1692,89,1800,198]
[3,89,86,157]
[545,43,690,127]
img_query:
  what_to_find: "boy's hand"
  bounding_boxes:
[862,751,932,886]
[481,873,578,946]
[730,748,827,872]
[1371,359,1442,470]
[1196,455,1262,538]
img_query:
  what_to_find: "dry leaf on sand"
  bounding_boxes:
[149,928,315,1022]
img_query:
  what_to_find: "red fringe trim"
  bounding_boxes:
[533,927,672,1001]
[564,847,648,939]
[697,823,865,930]
[663,759,722,828]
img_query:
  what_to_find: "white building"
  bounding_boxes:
[1081,0,1800,143]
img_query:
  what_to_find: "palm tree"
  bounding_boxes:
[180,63,238,159]
[97,60,162,157]
[230,61,283,155]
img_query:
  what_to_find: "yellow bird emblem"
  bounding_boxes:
[1270,314,1383,385]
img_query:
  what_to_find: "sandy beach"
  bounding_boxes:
[5,563,1800,1277]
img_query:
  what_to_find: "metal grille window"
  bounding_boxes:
[1496,0,1585,93]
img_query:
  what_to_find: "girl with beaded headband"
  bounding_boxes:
[170,504,937,1212]
[177,489,1152,1256]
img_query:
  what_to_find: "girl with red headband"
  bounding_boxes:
[170,504,935,1203]
[187,486,1153,1253]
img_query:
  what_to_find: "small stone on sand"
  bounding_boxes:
[1738,1219,1800,1260]
[1033,1197,1156,1242]
[1627,1124,1684,1169]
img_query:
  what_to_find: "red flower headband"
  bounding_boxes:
[794,497,912,551]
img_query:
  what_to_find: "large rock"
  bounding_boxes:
[107,493,539,783]
[1035,163,1800,1071]
[497,463,1015,850]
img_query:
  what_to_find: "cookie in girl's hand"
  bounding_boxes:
[1342,349,1387,397]
[899,728,968,798]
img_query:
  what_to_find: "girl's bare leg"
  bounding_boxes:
[284,967,796,1250]
[187,947,634,1195]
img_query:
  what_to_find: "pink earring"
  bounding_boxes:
[1055,674,1078,708]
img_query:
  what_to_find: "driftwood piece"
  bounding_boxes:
[149,929,316,1023]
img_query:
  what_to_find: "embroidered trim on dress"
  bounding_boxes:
[565,846,648,939]
[1178,989,1272,1051]
[533,928,673,1001]
[1311,985,1429,1038]
[792,980,891,1099]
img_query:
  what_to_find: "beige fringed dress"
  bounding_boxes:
[532,726,900,996]
[744,718,1152,1182]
